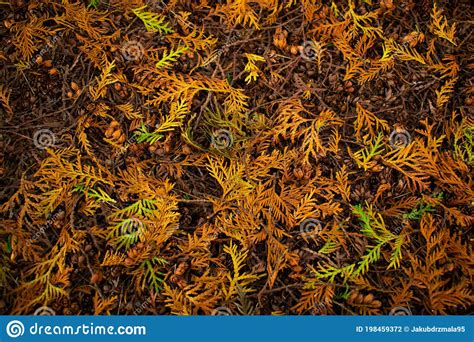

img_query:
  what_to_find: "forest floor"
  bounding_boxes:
[0,0,472,315]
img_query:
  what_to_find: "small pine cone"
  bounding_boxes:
[273,27,288,50]
[363,294,374,304]
[372,300,382,308]
[293,168,304,180]
[348,291,359,304]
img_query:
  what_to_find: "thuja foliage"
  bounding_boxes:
[0,0,472,315]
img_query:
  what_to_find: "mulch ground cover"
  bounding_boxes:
[0,0,472,315]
